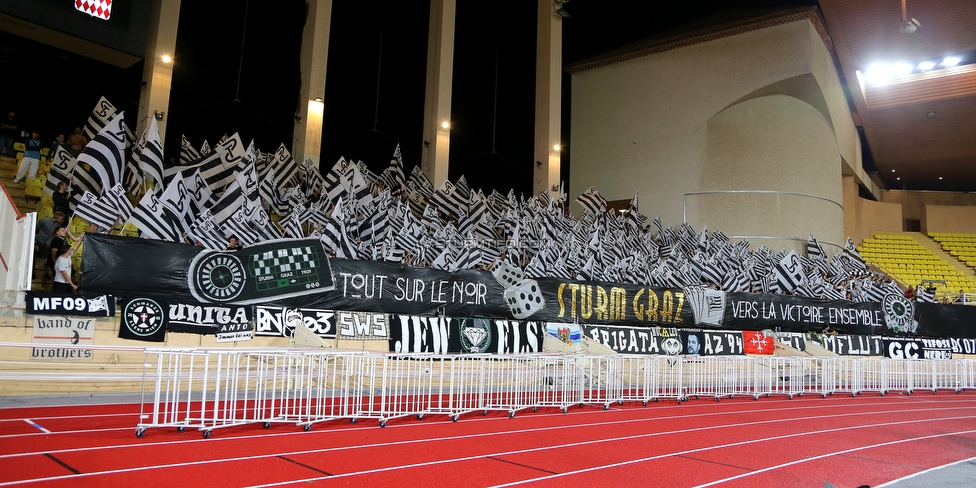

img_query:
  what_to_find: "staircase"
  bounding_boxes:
[0,154,50,292]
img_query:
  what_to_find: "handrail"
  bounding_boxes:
[683,190,843,223]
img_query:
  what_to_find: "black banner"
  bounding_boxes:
[581,325,683,356]
[163,300,252,336]
[950,338,976,355]
[388,315,543,354]
[820,335,884,356]
[883,338,953,359]
[26,292,115,316]
[681,330,744,356]
[81,234,976,339]
[119,297,167,342]
[187,238,335,304]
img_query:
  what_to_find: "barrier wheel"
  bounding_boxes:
[765,394,771,398]
[263,422,271,429]
[788,395,794,400]
[533,407,538,412]
[303,424,311,432]
[821,394,827,398]
[417,414,424,420]
[603,404,610,411]
[561,407,568,413]
[753,395,759,401]
[379,420,387,428]
[642,401,649,406]
[619,400,624,405]
[654,398,659,403]
[509,411,515,419]
[483,410,488,416]
[350,418,357,424]
[135,429,145,438]
[715,397,721,402]
[177,427,186,432]
[932,389,937,394]
[798,392,804,397]
[956,389,962,394]
[451,415,459,422]
[203,430,211,439]
[829,392,834,396]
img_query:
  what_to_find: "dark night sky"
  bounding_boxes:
[0,0,818,197]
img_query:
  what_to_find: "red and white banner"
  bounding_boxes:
[75,0,112,20]
[742,330,775,355]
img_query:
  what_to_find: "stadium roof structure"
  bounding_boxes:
[819,0,976,193]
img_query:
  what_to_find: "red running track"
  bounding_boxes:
[1,392,975,487]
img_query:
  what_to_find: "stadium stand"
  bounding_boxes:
[931,232,976,271]
[859,233,976,301]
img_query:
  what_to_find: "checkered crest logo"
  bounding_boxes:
[75,0,112,20]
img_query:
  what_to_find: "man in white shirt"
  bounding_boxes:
[53,244,79,294]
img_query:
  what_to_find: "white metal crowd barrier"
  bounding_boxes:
[135,351,976,438]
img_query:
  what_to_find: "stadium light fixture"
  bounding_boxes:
[161,55,172,63]
[917,61,935,71]
[441,121,450,129]
[943,56,961,67]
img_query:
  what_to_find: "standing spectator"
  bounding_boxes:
[66,127,88,157]
[0,111,17,156]
[50,134,65,155]
[35,211,66,257]
[13,130,42,183]
[47,224,81,279]
[53,181,73,216]
[52,243,80,293]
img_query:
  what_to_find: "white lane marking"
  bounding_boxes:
[22,419,50,434]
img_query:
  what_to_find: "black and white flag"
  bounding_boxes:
[575,186,606,216]
[129,190,181,241]
[138,118,165,192]
[44,146,77,196]
[773,250,805,293]
[74,191,119,230]
[77,112,127,192]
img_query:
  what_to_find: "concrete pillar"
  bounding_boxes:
[137,0,181,145]
[534,0,563,197]
[422,0,456,187]
[294,0,333,167]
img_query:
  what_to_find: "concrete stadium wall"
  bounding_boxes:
[569,17,858,251]
[925,205,976,234]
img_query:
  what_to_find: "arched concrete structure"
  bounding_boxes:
[567,9,872,253]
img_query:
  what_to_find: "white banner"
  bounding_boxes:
[31,316,95,361]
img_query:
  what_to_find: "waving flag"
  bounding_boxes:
[575,186,606,215]
[77,112,127,192]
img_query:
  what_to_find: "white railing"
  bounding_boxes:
[127,349,975,438]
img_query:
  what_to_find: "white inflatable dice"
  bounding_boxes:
[493,262,525,288]
[504,279,545,319]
